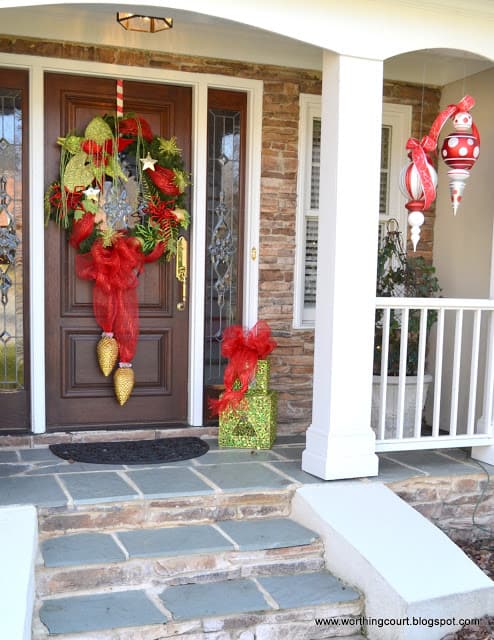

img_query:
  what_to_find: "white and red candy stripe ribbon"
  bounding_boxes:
[116,79,123,119]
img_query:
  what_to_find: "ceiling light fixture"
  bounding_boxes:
[116,12,173,33]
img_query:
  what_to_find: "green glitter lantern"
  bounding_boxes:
[218,359,278,449]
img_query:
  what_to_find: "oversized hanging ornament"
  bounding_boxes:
[114,363,135,406]
[96,332,119,376]
[400,95,479,250]
[440,110,480,215]
[399,153,438,251]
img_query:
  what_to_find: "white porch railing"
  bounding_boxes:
[373,297,494,452]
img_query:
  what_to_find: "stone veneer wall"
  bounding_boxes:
[0,36,441,431]
[389,473,494,542]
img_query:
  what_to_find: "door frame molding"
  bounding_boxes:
[0,52,263,432]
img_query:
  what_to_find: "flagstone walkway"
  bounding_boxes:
[0,434,490,508]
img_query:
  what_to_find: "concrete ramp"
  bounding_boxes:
[292,481,494,640]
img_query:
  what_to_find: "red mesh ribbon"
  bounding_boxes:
[118,116,153,142]
[428,95,476,143]
[405,135,437,210]
[209,321,277,416]
[146,166,181,196]
[69,211,96,248]
[76,236,146,363]
[404,95,477,211]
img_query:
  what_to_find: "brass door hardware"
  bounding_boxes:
[176,236,188,311]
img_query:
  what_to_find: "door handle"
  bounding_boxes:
[176,236,188,311]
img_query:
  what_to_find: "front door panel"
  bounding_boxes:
[44,73,191,429]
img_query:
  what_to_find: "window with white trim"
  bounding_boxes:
[294,96,411,328]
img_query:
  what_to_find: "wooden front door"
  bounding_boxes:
[44,73,191,430]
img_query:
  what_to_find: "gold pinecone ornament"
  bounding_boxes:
[96,333,119,377]
[114,363,134,406]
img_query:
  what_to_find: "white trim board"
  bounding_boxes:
[293,98,411,330]
[0,52,262,432]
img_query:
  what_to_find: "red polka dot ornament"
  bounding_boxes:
[441,110,480,215]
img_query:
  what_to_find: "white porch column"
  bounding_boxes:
[302,50,381,480]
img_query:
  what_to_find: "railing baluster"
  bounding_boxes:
[449,310,463,437]
[378,307,390,440]
[396,308,409,439]
[481,310,494,435]
[414,308,428,438]
[467,309,482,435]
[432,308,445,437]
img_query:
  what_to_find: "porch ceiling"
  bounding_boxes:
[0,3,493,85]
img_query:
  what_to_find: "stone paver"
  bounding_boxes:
[0,450,18,462]
[367,457,427,482]
[0,475,67,507]
[118,524,234,558]
[25,461,126,475]
[272,446,305,461]
[39,590,166,634]
[196,462,293,492]
[18,448,59,462]
[193,449,282,465]
[0,464,30,477]
[384,450,481,476]
[126,467,214,497]
[160,578,270,620]
[42,532,126,567]
[60,472,138,504]
[218,517,318,551]
[267,461,323,484]
[258,571,361,608]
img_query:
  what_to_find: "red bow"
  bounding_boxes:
[209,321,276,416]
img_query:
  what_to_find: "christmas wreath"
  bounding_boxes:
[45,113,190,405]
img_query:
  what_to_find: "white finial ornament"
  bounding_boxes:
[399,159,437,251]
[408,210,425,252]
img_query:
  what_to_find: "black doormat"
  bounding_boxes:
[49,437,210,465]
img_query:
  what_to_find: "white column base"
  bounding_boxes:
[302,424,379,480]
[471,416,494,464]
[471,444,494,465]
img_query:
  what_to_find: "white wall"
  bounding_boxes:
[434,70,494,299]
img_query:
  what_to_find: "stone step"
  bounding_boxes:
[33,571,364,639]
[38,488,295,537]
[36,517,325,597]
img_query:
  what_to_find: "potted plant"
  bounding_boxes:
[372,220,442,438]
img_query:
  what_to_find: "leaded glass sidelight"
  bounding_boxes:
[204,92,246,413]
[0,88,23,391]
